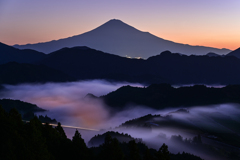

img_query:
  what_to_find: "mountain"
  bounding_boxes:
[226,47,240,59]
[39,46,240,85]
[88,131,139,147]
[0,42,46,64]
[0,99,45,113]
[100,84,240,109]
[206,52,221,57]
[39,46,155,81]
[14,19,231,58]
[0,62,75,84]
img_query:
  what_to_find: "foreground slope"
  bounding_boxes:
[14,19,231,58]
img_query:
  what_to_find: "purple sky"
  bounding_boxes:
[0,0,239,50]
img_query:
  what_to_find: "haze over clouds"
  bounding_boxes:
[0,80,240,159]
[0,80,144,128]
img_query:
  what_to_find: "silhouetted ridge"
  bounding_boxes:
[0,99,45,113]
[38,47,240,85]
[72,46,91,50]
[206,52,221,57]
[88,131,140,147]
[0,42,46,64]
[226,47,240,59]
[160,50,172,56]
[0,62,75,84]
[101,84,240,109]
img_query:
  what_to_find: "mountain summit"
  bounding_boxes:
[93,19,138,32]
[14,19,231,58]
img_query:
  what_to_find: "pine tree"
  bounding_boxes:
[99,134,124,160]
[155,143,170,160]
[71,129,88,160]
[55,122,67,138]
[143,148,154,160]
[128,140,141,160]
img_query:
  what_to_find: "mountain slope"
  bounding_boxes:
[0,99,45,113]
[14,19,231,58]
[101,84,240,109]
[39,46,240,85]
[0,62,75,84]
[39,46,158,82]
[0,42,46,64]
[206,52,221,57]
[226,47,240,59]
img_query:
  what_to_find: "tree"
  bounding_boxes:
[72,130,85,146]
[155,143,170,160]
[143,148,154,160]
[27,116,51,160]
[55,122,67,138]
[71,130,88,160]
[128,140,141,160]
[99,134,124,160]
[192,134,202,144]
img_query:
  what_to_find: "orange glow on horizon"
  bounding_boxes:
[2,29,238,51]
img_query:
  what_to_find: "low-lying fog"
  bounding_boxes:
[0,80,239,160]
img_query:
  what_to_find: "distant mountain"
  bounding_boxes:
[39,46,156,81]
[226,47,240,59]
[14,19,231,58]
[206,52,221,57]
[88,131,140,147]
[39,47,240,85]
[0,62,75,84]
[0,42,46,64]
[0,99,45,113]
[101,84,240,109]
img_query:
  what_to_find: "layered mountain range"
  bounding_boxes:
[14,19,231,58]
[1,41,240,85]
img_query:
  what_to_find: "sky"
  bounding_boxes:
[0,0,239,50]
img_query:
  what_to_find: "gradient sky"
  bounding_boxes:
[0,0,239,50]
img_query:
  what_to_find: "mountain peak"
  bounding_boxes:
[105,19,126,25]
[206,52,220,57]
[93,19,138,33]
[108,19,124,22]
[13,19,232,57]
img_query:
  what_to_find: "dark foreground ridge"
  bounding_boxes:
[0,106,203,160]
[101,84,240,109]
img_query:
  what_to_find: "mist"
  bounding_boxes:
[0,80,239,160]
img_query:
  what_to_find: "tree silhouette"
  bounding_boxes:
[155,143,170,160]
[99,133,124,160]
[193,134,202,144]
[128,140,141,160]
[55,122,67,138]
[143,148,154,160]
[71,129,89,160]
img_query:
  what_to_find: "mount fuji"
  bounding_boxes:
[14,19,231,58]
